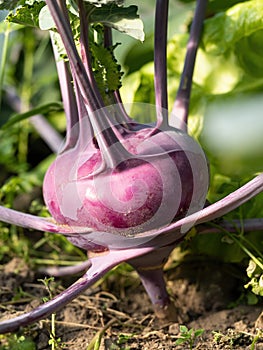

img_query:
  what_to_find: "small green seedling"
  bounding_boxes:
[108,333,133,350]
[250,329,263,350]
[0,334,36,350]
[38,277,64,350]
[175,325,204,349]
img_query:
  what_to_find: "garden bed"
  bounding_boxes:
[0,256,262,349]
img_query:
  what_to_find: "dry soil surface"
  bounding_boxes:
[0,257,263,350]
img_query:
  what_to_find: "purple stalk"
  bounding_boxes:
[39,218,263,279]
[38,260,92,277]
[52,44,79,151]
[129,245,178,320]
[55,1,95,150]
[84,174,263,250]
[78,0,105,111]
[136,268,177,319]
[45,0,99,112]
[77,1,127,142]
[49,1,82,152]
[112,90,135,125]
[189,174,263,226]
[0,247,154,334]
[171,0,207,132]
[154,0,169,129]
[55,0,91,126]
[46,0,132,168]
[150,173,263,240]
[0,206,70,233]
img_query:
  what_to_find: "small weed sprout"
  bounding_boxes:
[175,325,204,349]
[38,277,63,350]
[0,334,36,350]
[108,333,133,350]
[250,329,263,350]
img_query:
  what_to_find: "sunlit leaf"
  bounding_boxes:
[0,0,43,11]
[91,43,123,95]
[235,29,263,77]
[203,0,263,54]
[1,102,63,129]
[6,2,45,27]
[38,4,54,30]
[90,5,144,41]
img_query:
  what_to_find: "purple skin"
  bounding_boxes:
[43,127,208,240]
[0,0,263,333]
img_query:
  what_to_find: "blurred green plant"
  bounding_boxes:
[0,334,36,350]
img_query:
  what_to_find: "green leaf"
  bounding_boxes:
[91,42,123,95]
[0,0,43,11]
[39,4,144,40]
[194,329,204,337]
[245,276,263,296]
[6,2,45,27]
[179,325,189,333]
[207,0,248,13]
[1,102,63,129]
[110,16,144,41]
[38,5,55,30]
[241,191,263,219]
[203,0,263,55]
[8,335,36,350]
[175,338,188,345]
[89,5,144,41]
[235,29,263,77]
[247,259,259,278]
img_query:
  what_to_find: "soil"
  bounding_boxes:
[0,255,263,350]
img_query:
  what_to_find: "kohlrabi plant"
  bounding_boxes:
[0,0,263,333]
